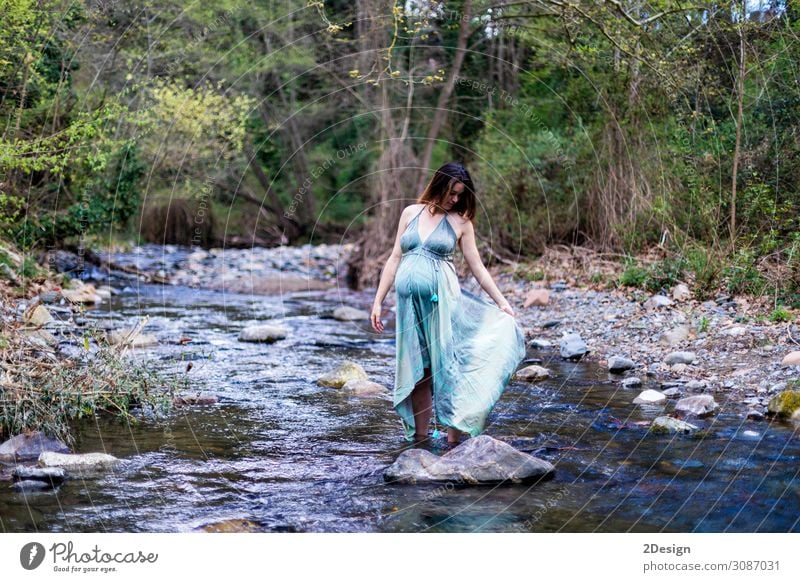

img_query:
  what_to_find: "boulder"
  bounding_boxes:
[515,365,553,381]
[781,351,800,366]
[238,324,289,343]
[38,452,119,470]
[664,351,697,365]
[332,306,370,321]
[675,395,718,418]
[671,284,691,301]
[12,466,66,487]
[660,325,690,346]
[608,356,635,373]
[317,361,369,388]
[341,379,389,396]
[0,432,70,461]
[767,390,800,418]
[383,435,555,485]
[528,339,552,349]
[633,390,667,405]
[645,294,674,309]
[559,333,588,360]
[523,288,550,308]
[24,304,54,327]
[622,377,642,388]
[62,283,102,304]
[650,416,700,435]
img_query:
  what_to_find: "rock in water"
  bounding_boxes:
[383,435,555,485]
[559,333,588,360]
[0,432,70,461]
[317,361,369,388]
[675,395,718,418]
[607,356,635,373]
[633,390,667,405]
[238,324,289,343]
[12,466,66,487]
[622,377,642,388]
[650,416,699,435]
[767,390,800,418]
[332,306,370,321]
[341,379,388,396]
[515,365,552,381]
[38,452,119,470]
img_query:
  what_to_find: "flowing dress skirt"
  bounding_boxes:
[393,251,526,441]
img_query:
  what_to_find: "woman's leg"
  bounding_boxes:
[411,368,433,439]
[446,427,463,444]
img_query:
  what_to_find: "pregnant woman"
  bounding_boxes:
[370,162,526,447]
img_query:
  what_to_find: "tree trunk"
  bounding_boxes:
[414,0,474,195]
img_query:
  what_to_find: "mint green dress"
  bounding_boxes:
[393,205,527,441]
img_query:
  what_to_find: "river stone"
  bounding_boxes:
[664,351,697,365]
[781,351,800,366]
[107,328,158,348]
[792,409,800,424]
[24,329,59,348]
[645,294,674,309]
[0,432,70,461]
[383,435,555,485]
[332,306,370,321]
[660,325,690,346]
[515,365,552,381]
[608,356,635,373]
[528,339,552,349]
[675,395,718,418]
[317,361,369,388]
[671,284,691,301]
[342,379,388,396]
[62,284,102,304]
[38,451,119,469]
[523,288,549,308]
[173,393,219,406]
[766,390,800,418]
[662,387,683,398]
[12,466,66,486]
[24,304,54,326]
[12,480,53,492]
[197,519,262,533]
[238,324,289,343]
[650,416,699,435]
[633,390,667,405]
[559,333,588,360]
[622,377,642,388]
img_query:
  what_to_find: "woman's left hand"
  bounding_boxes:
[498,300,515,317]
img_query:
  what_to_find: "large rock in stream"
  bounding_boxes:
[383,435,555,485]
[0,432,70,461]
[317,361,368,388]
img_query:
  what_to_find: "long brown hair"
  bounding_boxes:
[416,162,477,221]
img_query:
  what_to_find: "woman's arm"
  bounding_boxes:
[458,219,515,315]
[371,207,412,332]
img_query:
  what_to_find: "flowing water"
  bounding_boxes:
[2,248,799,533]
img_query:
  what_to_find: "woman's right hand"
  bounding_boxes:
[370,303,384,333]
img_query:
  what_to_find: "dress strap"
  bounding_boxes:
[411,204,428,222]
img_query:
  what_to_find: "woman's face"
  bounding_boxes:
[443,181,464,210]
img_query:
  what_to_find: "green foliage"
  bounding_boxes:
[768,306,793,323]
[698,316,710,334]
[619,260,648,288]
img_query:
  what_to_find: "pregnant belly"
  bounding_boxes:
[395,256,436,299]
